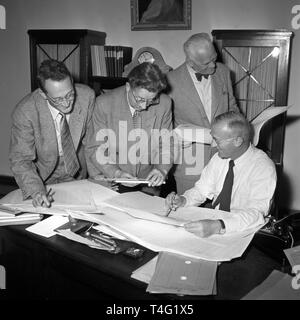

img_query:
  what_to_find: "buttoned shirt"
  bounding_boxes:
[47,102,70,156]
[183,144,277,232]
[187,64,212,122]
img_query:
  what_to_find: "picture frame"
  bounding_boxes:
[131,0,191,31]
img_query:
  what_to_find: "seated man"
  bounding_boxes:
[165,111,277,237]
[9,59,95,207]
[85,62,173,193]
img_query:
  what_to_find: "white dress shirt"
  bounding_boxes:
[47,102,70,156]
[183,144,277,233]
[187,65,212,122]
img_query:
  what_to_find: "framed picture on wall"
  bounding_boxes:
[131,0,191,31]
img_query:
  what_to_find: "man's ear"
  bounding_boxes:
[234,136,243,147]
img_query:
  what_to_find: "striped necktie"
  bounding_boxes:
[59,113,80,177]
[132,110,142,129]
[212,160,235,212]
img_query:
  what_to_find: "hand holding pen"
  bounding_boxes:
[165,191,186,216]
[32,188,54,208]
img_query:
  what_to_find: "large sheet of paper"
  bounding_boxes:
[1,180,260,261]
[251,105,291,146]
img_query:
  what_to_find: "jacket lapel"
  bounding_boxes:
[36,90,58,156]
[69,99,85,150]
[178,64,210,127]
[211,70,225,120]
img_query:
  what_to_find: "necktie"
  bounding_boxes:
[132,110,142,129]
[195,73,209,82]
[212,160,235,212]
[59,113,80,177]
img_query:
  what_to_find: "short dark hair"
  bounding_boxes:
[37,59,72,92]
[127,62,167,93]
[213,111,251,142]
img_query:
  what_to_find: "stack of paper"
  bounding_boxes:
[0,204,41,226]
[145,252,218,295]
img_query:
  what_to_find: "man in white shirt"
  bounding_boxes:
[9,59,95,207]
[165,111,277,237]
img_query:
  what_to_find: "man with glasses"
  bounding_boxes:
[9,59,95,207]
[167,33,239,195]
[165,111,276,237]
[86,62,173,194]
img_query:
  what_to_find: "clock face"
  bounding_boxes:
[137,51,155,64]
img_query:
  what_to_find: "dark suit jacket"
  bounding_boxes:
[9,84,95,199]
[85,86,173,179]
[167,62,239,185]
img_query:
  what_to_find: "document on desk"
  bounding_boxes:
[86,205,260,261]
[1,179,260,261]
[26,215,69,238]
[146,252,217,295]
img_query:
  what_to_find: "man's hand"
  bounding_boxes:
[32,190,53,208]
[184,219,222,238]
[115,170,140,187]
[146,168,167,187]
[165,191,186,213]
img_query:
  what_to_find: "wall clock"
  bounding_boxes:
[123,46,172,76]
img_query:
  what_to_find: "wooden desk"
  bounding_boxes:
[0,223,281,300]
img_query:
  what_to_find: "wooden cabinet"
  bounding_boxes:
[212,29,293,216]
[28,29,131,95]
[28,29,107,90]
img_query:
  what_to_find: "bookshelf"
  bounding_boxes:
[28,29,107,90]
[28,29,132,96]
[89,45,132,95]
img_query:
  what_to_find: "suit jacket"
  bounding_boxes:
[9,84,95,199]
[167,62,239,184]
[85,86,173,179]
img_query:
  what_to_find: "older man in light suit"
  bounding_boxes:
[167,33,239,194]
[9,59,95,207]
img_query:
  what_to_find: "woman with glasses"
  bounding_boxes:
[86,62,173,194]
[9,59,95,207]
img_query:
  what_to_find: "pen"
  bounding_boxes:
[166,193,176,217]
[40,188,53,207]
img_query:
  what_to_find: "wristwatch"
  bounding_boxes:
[218,220,226,234]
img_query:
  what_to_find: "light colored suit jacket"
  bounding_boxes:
[167,62,239,188]
[85,86,173,179]
[9,84,95,199]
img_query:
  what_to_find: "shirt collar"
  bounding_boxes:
[126,89,138,116]
[186,63,210,83]
[233,143,254,166]
[47,100,61,121]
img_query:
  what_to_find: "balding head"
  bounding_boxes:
[211,111,251,160]
[183,33,217,75]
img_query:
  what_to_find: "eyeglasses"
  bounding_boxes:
[212,136,236,146]
[131,89,160,107]
[46,90,75,106]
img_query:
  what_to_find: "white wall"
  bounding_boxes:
[0,0,299,209]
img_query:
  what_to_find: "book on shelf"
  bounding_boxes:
[91,45,132,77]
